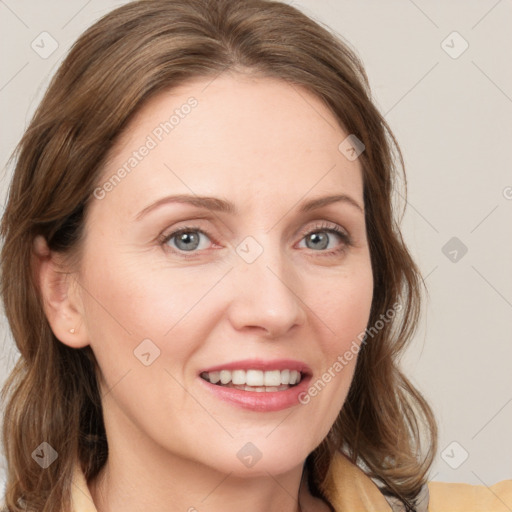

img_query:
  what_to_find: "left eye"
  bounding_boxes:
[297,228,345,251]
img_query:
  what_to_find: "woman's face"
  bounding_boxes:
[74,73,373,476]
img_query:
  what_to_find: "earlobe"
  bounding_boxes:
[32,235,89,349]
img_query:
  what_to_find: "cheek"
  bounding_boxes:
[318,262,374,350]
[78,250,199,377]
[298,263,372,434]
[78,255,213,434]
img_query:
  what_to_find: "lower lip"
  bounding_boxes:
[198,375,312,412]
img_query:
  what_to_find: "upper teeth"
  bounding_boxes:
[201,369,301,386]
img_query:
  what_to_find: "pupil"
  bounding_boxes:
[177,232,198,250]
[308,232,327,250]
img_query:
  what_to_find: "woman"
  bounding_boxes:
[0,1,510,511]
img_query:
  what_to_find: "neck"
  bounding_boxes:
[89,455,317,512]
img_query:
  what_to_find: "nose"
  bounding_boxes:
[227,241,307,339]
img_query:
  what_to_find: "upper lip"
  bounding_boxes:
[199,359,312,375]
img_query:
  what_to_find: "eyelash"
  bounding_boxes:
[158,222,352,260]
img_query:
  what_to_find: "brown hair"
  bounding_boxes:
[0,0,437,510]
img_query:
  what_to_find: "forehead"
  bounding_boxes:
[95,73,364,218]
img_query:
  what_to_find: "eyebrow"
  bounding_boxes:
[134,193,364,221]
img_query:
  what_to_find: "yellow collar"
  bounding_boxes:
[318,452,392,511]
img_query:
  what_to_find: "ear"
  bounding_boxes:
[32,235,89,348]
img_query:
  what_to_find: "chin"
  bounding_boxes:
[193,435,315,478]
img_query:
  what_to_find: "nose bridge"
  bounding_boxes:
[229,232,306,337]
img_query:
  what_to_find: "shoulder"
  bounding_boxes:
[323,451,512,512]
[428,479,512,511]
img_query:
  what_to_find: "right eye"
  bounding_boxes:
[160,226,215,257]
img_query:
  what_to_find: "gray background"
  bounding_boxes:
[1,0,511,494]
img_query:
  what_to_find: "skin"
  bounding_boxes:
[35,72,373,512]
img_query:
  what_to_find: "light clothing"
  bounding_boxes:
[70,451,512,511]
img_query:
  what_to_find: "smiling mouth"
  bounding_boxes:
[200,369,303,392]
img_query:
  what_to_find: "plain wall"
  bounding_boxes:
[1,0,511,493]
